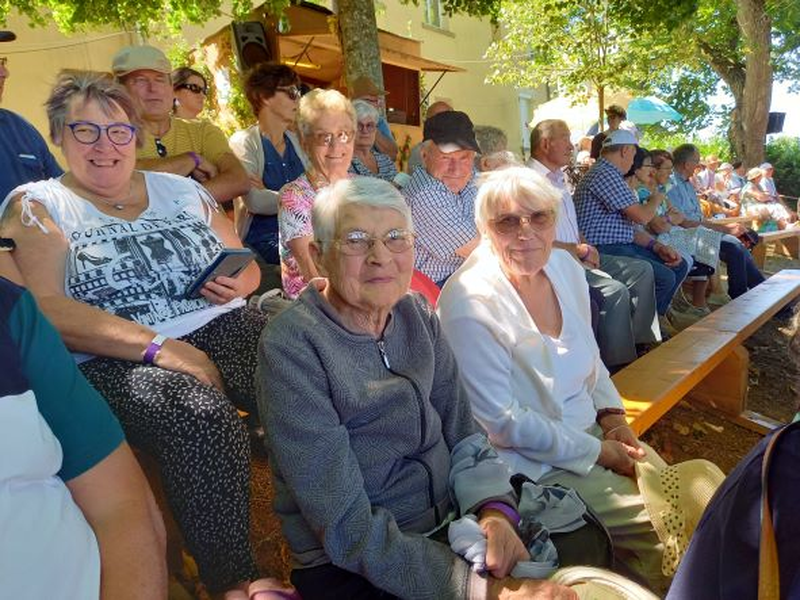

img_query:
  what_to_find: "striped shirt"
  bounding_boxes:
[349,149,399,182]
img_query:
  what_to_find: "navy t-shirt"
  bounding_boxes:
[0,109,63,201]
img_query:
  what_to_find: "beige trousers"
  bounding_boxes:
[538,441,670,597]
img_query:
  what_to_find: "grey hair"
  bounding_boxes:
[672,143,700,167]
[474,125,508,156]
[46,70,143,148]
[474,166,561,236]
[352,98,379,124]
[529,119,569,156]
[297,88,357,141]
[312,177,414,253]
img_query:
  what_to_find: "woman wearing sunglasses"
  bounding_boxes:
[172,67,209,120]
[276,88,355,298]
[0,71,302,600]
[230,64,309,274]
[348,99,399,184]
[437,167,669,595]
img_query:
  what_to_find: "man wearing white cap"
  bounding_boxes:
[402,110,480,286]
[530,119,660,366]
[575,129,689,335]
[758,162,779,199]
[112,45,248,205]
[0,30,63,200]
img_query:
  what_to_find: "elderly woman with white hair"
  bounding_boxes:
[437,167,669,594]
[258,176,575,600]
[348,99,399,182]
[278,88,355,298]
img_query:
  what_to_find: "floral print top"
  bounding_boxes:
[278,173,320,299]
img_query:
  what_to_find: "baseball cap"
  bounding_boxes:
[0,31,16,42]
[423,110,480,153]
[112,45,172,77]
[759,162,773,170]
[602,129,639,148]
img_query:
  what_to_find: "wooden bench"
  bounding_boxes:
[612,269,800,436]
[710,215,756,226]
[752,228,800,268]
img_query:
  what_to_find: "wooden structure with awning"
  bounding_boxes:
[203,2,463,130]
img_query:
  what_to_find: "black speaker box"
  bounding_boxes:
[231,21,272,70]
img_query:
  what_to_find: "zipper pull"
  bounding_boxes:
[377,340,391,369]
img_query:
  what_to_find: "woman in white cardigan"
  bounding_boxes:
[229,64,310,263]
[437,166,668,594]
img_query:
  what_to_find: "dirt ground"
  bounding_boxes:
[182,247,800,599]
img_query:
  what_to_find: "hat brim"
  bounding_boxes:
[433,140,480,154]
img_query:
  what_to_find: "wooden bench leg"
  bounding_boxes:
[777,236,799,260]
[687,345,749,416]
[753,243,768,269]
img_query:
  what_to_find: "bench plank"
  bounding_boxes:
[753,229,800,268]
[613,269,800,435]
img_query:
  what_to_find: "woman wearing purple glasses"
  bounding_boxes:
[0,71,301,599]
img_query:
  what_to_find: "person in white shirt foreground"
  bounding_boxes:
[438,167,669,595]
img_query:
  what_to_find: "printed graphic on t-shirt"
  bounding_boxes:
[65,211,223,326]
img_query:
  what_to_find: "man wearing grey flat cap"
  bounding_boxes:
[402,110,481,286]
[0,30,63,200]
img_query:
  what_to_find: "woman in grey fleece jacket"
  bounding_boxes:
[256,177,574,600]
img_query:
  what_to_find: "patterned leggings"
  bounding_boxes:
[80,307,269,592]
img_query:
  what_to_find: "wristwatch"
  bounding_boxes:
[0,238,16,252]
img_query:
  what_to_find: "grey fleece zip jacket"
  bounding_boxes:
[257,287,517,599]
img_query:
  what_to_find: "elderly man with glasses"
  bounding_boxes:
[402,110,482,287]
[112,45,249,206]
[0,31,63,200]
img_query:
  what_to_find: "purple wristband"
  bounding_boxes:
[480,501,521,526]
[143,334,167,365]
[646,239,657,252]
[188,151,201,170]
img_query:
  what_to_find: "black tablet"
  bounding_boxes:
[186,248,255,299]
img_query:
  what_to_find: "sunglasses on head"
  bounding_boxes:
[176,82,208,96]
[276,85,302,101]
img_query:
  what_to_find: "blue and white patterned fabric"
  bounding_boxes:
[574,158,637,245]
[402,166,478,284]
[666,173,704,222]
[348,149,399,182]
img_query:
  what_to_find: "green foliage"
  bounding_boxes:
[765,137,800,197]
[0,0,289,36]
[640,130,732,162]
[485,0,693,120]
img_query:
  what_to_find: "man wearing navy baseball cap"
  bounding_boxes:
[0,30,63,200]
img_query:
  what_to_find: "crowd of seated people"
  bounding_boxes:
[2,32,789,599]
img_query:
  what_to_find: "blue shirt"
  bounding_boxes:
[666,173,703,222]
[402,167,477,283]
[0,109,63,201]
[574,158,637,245]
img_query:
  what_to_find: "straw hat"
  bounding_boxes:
[747,167,763,181]
[550,566,660,600]
[350,75,387,98]
[636,457,725,576]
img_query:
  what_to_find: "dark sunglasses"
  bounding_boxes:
[154,137,168,158]
[176,82,208,96]
[276,85,302,101]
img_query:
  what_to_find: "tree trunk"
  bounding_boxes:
[737,0,772,167]
[597,84,605,132]
[335,0,384,95]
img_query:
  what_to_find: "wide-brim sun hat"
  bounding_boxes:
[550,566,660,600]
[747,167,764,181]
[636,456,725,576]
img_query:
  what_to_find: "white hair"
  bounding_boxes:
[352,98,380,124]
[312,177,414,253]
[474,166,561,236]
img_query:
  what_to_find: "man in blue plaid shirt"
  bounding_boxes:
[403,111,481,286]
[575,130,689,331]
